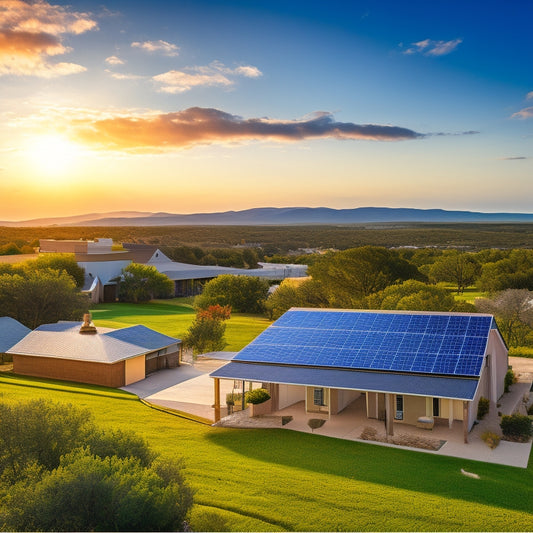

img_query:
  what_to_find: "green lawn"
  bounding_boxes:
[1,373,532,531]
[90,299,271,351]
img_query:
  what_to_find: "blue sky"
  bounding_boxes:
[0,0,532,219]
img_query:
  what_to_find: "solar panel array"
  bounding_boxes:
[234,310,493,377]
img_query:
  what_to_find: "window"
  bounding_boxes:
[395,395,404,420]
[313,388,325,406]
[433,397,440,417]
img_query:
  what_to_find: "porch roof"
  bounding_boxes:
[210,361,479,401]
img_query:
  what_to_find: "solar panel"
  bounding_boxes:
[234,310,493,377]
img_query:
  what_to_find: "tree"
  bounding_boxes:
[265,278,328,320]
[308,246,424,308]
[118,263,174,302]
[366,280,458,312]
[0,399,193,532]
[476,289,533,347]
[195,275,269,313]
[478,249,533,293]
[428,251,481,294]
[183,306,230,355]
[0,269,88,329]
[27,253,86,287]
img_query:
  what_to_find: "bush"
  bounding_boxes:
[477,397,490,420]
[504,368,517,393]
[528,404,533,415]
[481,431,501,449]
[500,413,532,441]
[245,388,271,405]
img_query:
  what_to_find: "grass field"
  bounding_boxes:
[0,373,531,531]
[90,298,271,351]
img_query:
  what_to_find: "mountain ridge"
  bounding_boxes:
[2,207,533,227]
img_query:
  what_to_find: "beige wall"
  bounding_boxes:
[395,395,427,425]
[306,386,330,413]
[278,384,305,410]
[125,355,145,385]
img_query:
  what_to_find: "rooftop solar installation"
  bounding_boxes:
[233,310,494,377]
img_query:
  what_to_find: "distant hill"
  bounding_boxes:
[2,207,533,227]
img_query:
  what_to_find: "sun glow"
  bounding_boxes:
[25,135,86,178]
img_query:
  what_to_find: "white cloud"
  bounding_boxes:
[403,38,462,56]
[106,70,145,80]
[153,61,262,93]
[105,55,125,65]
[511,107,533,119]
[0,0,96,77]
[527,91,533,100]
[131,39,179,56]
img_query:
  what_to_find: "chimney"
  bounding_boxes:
[79,313,97,334]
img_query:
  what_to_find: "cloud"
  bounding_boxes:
[527,91,533,100]
[0,0,96,77]
[105,70,144,80]
[131,39,179,56]
[105,55,125,65]
[499,156,529,160]
[69,107,423,153]
[511,107,533,119]
[153,61,262,93]
[403,38,462,56]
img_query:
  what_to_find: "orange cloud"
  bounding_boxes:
[0,0,97,77]
[70,107,423,153]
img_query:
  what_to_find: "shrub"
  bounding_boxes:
[245,388,271,405]
[500,413,532,441]
[477,397,490,420]
[504,368,517,393]
[527,404,533,415]
[481,431,501,449]
[308,419,326,432]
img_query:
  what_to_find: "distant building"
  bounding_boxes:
[8,317,181,387]
[0,316,31,362]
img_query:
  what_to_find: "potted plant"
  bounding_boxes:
[245,388,272,417]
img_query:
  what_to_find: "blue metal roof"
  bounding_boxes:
[234,309,493,377]
[211,361,479,401]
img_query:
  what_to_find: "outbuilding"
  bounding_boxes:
[8,316,181,387]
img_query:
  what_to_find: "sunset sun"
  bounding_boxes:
[26,135,85,177]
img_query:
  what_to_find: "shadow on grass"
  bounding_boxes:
[206,427,533,514]
[0,373,138,400]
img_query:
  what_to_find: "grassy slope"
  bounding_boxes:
[90,299,271,351]
[1,374,532,532]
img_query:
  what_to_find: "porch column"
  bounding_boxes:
[448,399,454,428]
[242,380,246,409]
[463,401,469,444]
[385,393,394,436]
[213,378,221,422]
[425,397,433,417]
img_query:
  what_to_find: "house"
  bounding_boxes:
[7,315,181,387]
[210,308,508,442]
[0,317,31,362]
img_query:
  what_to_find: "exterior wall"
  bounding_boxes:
[488,329,508,400]
[39,239,88,253]
[77,259,131,285]
[125,355,145,385]
[440,399,464,421]
[306,386,330,413]
[394,395,427,425]
[330,389,360,414]
[13,354,125,387]
[278,384,305,410]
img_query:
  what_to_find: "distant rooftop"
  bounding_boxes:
[0,317,31,353]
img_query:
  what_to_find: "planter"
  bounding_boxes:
[249,398,272,417]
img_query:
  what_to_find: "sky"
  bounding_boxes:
[0,0,532,221]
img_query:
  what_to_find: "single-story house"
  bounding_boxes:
[211,308,508,442]
[0,316,31,362]
[8,316,181,387]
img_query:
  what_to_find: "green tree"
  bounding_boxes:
[478,249,533,293]
[308,246,423,308]
[428,251,481,294]
[118,263,174,302]
[0,400,193,532]
[28,253,86,287]
[0,269,88,329]
[366,280,458,312]
[476,289,533,347]
[184,313,228,356]
[195,275,269,313]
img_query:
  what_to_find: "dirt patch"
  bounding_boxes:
[359,426,444,451]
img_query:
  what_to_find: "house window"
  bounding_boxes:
[313,388,325,406]
[395,395,404,420]
[433,397,440,417]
